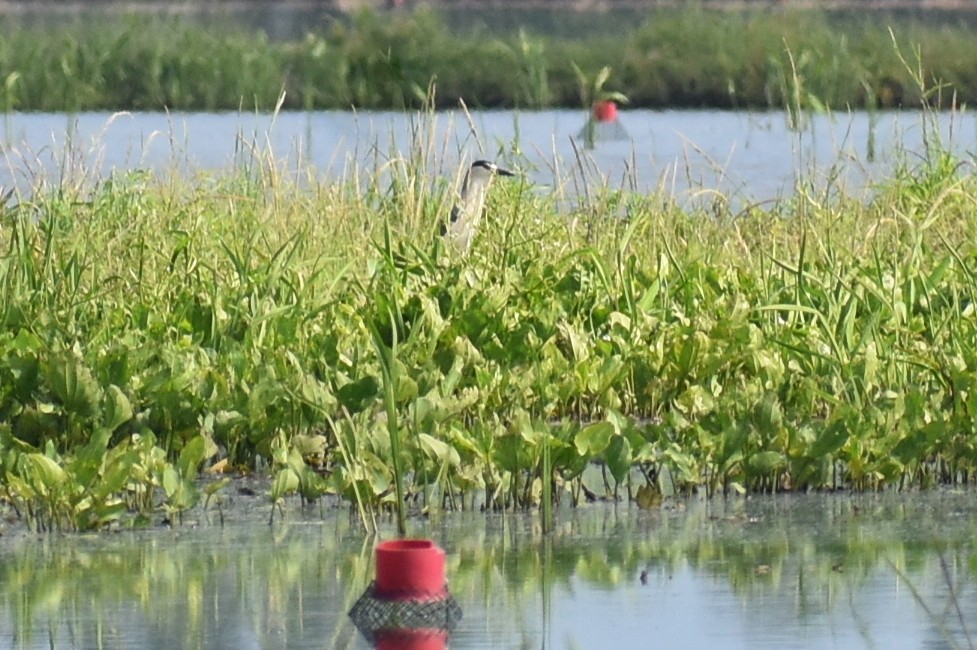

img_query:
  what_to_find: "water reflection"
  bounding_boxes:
[1,492,975,649]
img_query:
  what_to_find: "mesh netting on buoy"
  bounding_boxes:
[348,580,463,644]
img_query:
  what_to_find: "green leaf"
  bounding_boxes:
[418,433,461,466]
[298,467,327,501]
[336,375,380,412]
[26,453,67,491]
[575,421,614,456]
[93,452,136,501]
[71,428,111,488]
[394,362,419,403]
[637,279,660,311]
[594,355,625,394]
[87,500,127,527]
[4,472,35,501]
[748,451,786,475]
[162,465,180,497]
[605,435,632,484]
[411,396,435,428]
[810,418,850,458]
[45,351,102,419]
[177,434,215,479]
[753,395,783,433]
[286,446,308,475]
[103,385,133,433]
[718,421,748,467]
[12,408,59,446]
[291,433,328,459]
[496,433,528,473]
[270,467,300,501]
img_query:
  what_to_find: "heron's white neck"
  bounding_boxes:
[447,167,494,252]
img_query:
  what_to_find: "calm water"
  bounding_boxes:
[2,109,974,204]
[1,491,975,649]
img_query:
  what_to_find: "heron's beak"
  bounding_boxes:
[495,166,516,177]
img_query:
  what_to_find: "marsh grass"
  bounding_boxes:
[2,103,977,530]
[4,9,977,111]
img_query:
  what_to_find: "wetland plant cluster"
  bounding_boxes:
[1,119,977,532]
[2,8,977,112]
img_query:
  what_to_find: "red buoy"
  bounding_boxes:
[375,539,447,601]
[592,100,618,123]
[349,538,460,646]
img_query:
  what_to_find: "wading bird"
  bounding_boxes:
[443,160,515,252]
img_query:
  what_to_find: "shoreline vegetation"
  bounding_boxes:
[2,7,977,112]
[2,104,977,531]
[2,6,977,532]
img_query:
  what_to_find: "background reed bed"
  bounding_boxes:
[2,8,977,112]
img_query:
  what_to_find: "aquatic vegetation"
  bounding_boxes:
[2,8,977,111]
[1,112,977,530]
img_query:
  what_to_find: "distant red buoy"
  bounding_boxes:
[375,539,447,601]
[592,100,618,123]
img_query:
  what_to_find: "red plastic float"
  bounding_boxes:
[349,538,460,648]
[375,539,447,601]
[592,100,618,123]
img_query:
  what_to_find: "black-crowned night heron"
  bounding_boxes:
[443,160,515,252]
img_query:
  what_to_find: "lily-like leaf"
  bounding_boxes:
[575,421,614,456]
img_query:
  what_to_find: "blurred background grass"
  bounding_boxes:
[2,5,977,111]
